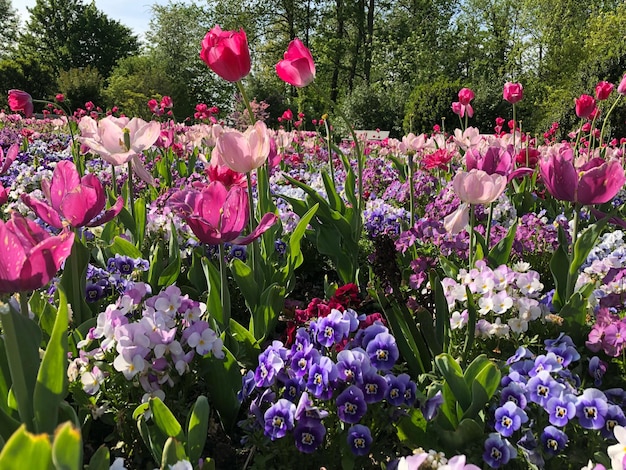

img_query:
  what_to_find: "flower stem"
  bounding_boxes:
[408,152,415,227]
[486,202,495,251]
[565,204,580,300]
[324,118,335,183]
[469,204,476,269]
[236,81,255,126]
[218,243,231,327]
[127,161,134,221]
[599,95,622,148]
[111,164,117,195]
[19,291,30,318]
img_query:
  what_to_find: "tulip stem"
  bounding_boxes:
[565,204,580,300]
[469,204,476,269]
[19,291,30,318]
[407,152,415,227]
[236,81,255,126]
[512,104,516,154]
[111,164,117,195]
[323,118,335,184]
[127,161,134,221]
[599,95,622,148]
[218,243,231,328]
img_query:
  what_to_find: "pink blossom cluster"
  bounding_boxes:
[586,308,626,357]
[441,260,547,337]
[70,283,223,404]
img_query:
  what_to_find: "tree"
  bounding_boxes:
[18,0,139,77]
[0,0,20,60]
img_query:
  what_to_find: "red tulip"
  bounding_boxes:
[595,81,614,101]
[21,160,123,228]
[200,25,251,82]
[276,38,316,87]
[539,147,626,205]
[168,181,277,245]
[7,90,34,117]
[575,94,596,119]
[503,82,523,104]
[0,212,74,293]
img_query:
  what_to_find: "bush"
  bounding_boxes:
[403,77,461,134]
[57,66,104,110]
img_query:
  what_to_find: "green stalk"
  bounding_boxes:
[69,235,84,325]
[111,164,117,195]
[512,103,517,153]
[485,202,495,251]
[599,95,622,148]
[236,81,255,125]
[469,204,476,269]
[127,161,134,221]
[324,118,335,183]
[218,243,231,327]
[408,152,415,227]
[565,204,580,300]
[19,291,30,318]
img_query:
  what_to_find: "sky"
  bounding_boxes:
[11,0,188,39]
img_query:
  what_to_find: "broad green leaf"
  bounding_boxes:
[487,220,518,266]
[439,256,459,279]
[230,258,259,312]
[158,256,182,287]
[462,287,477,364]
[137,414,166,464]
[149,397,185,440]
[321,170,344,213]
[134,197,147,249]
[438,418,484,454]
[187,396,209,464]
[60,238,91,325]
[203,258,224,327]
[227,319,260,366]
[0,425,53,469]
[34,289,69,434]
[161,437,187,469]
[0,407,19,442]
[435,354,471,411]
[51,422,82,470]
[117,206,136,237]
[0,337,13,416]
[109,235,142,259]
[571,218,608,277]
[200,348,241,431]
[87,446,110,470]
[549,226,570,310]
[395,408,428,447]
[250,284,284,341]
[429,270,448,352]
[415,308,442,356]
[0,301,41,431]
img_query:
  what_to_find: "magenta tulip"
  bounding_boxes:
[575,94,596,119]
[0,212,74,293]
[503,82,523,104]
[595,81,614,101]
[168,181,277,245]
[0,143,18,175]
[458,88,475,106]
[276,38,316,87]
[466,145,513,176]
[200,25,251,82]
[21,160,123,229]
[7,90,34,117]
[539,147,626,205]
[618,74,626,95]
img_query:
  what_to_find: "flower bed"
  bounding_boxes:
[1,27,626,470]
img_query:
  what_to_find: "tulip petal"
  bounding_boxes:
[20,229,74,291]
[86,196,124,227]
[578,159,626,205]
[131,155,156,186]
[443,203,469,235]
[60,184,100,227]
[20,194,64,229]
[231,212,278,245]
[50,161,80,211]
[0,220,27,285]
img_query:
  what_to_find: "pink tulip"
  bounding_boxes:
[214,121,271,173]
[466,145,513,176]
[8,90,34,117]
[595,81,614,101]
[618,74,626,95]
[0,143,18,175]
[539,147,626,205]
[452,169,507,205]
[21,160,124,229]
[200,25,251,82]
[575,94,596,119]
[168,181,277,245]
[0,212,74,293]
[458,88,475,106]
[503,82,523,104]
[276,38,316,87]
[452,101,473,118]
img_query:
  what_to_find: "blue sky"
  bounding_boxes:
[12,0,189,38]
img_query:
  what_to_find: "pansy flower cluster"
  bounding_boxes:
[69,282,223,411]
[84,254,150,303]
[441,260,548,338]
[484,334,626,468]
[239,307,436,463]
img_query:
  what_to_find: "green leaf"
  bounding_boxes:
[161,437,187,469]
[435,354,471,411]
[571,217,609,277]
[0,301,41,431]
[187,396,209,464]
[550,226,570,310]
[117,206,136,237]
[60,238,91,325]
[0,425,53,469]
[200,348,241,431]
[134,197,147,249]
[34,289,69,434]
[249,284,284,341]
[439,256,459,279]
[109,235,142,259]
[321,170,344,212]
[0,407,19,442]
[395,408,428,447]
[230,258,259,313]
[438,418,484,454]
[86,446,110,470]
[462,287,477,364]
[226,319,260,366]
[429,270,448,352]
[487,220,517,266]
[51,422,82,470]
[202,258,224,328]
[149,397,185,441]
[137,413,166,464]
[158,256,181,287]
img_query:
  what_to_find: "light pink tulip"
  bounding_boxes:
[0,212,74,293]
[452,169,507,205]
[214,121,271,173]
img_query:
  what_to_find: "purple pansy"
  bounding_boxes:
[347,424,372,456]
[263,398,296,440]
[365,332,399,371]
[336,385,368,424]
[540,426,568,455]
[546,394,576,427]
[483,433,516,468]
[494,402,528,437]
[293,418,326,453]
[527,370,564,407]
[576,388,608,430]
[360,372,388,404]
